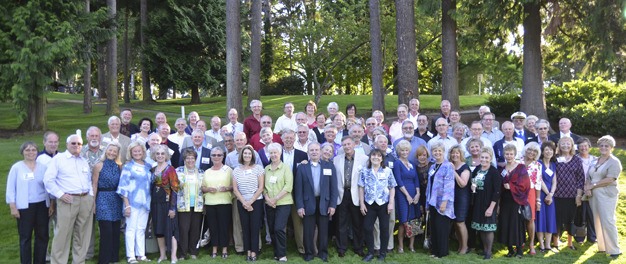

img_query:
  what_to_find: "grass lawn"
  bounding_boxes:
[0,93,624,263]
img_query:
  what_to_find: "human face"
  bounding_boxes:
[223,136,234,152]
[189,112,199,124]
[469,142,481,157]
[453,127,465,140]
[175,120,187,133]
[578,142,590,156]
[251,102,262,115]
[261,131,273,144]
[598,142,613,156]
[241,149,253,164]
[373,113,384,124]
[159,126,170,140]
[398,147,409,159]
[67,136,83,156]
[121,110,132,124]
[154,150,167,163]
[365,119,377,133]
[481,114,494,130]
[347,106,356,117]
[333,116,344,129]
[559,140,572,153]
[87,130,101,148]
[342,138,355,156]
[440,101,451,115]
[409,99,419,113]
[235,134,247,149]
[316,115,326,128]
[284,103,294,116]
[397,106,407,120]
[108,119,121,134]
[479,152,491,169]
[282,133,295,149]
[148,135,161,147]
[260,117,272,128]
[374,136,388,150]
[402,123,414,139]
[351,126,365,141]
[44,134,59,153]
[324,129,336,142]
[435,120,448,136]
[450,149,461,163]
[525,148,538,161]
[22,145,38,161]
[192,133,204,147]
[542,146,554,160]
[513,117,525,130]
[504,150,516,163]
[526,119,536,133]
[369,152,383,167]
[105,146,119,160]
[228,110,237,122]
[269,148,281,163]
[470,123,483,137]
[297,127,309,141]
[321,145,334,161]
[432,147,444,162]
[140,120,151,133]
[211,117,221,130]
[196,121,207,132]
[306,104,316,115]
[184,154,196,169]
[296,113,307,125]
[449,112,460,123]
[558,118,571,133]
[327,104,338,115]
[308,144,320,161]
[417,116,428,129]
[536,123,549,137]
[131,146,144,161]
[155,113,166,125]
[417,152,429,165]
[210,150,224,165]
[501,123,514,138]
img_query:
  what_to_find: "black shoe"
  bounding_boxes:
[338,251,346,258]
[483,254,492,260]
[610,253,622,259]
[506,251,515,258]
[362,254,374,262]
[303,255,314,262]
[355,251,366,257]
[377,254,386,261]
[319,256,328,262]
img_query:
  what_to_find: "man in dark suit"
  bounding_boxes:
[158,123,181,168]
[295,142,338,262]
[281,129,308,255]
[511,111,535,143]
[179,130,213,170]
[548,117,581,144]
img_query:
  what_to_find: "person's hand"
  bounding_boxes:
[60,194,73,204]
[328,207,335,217]
[575,195,582,206]
[584,184,592,192]
[207,187,218,193]
[503,183,510,190]
[9,205,19,219]
[413,194,420,204]
[300,160,309,165]
[124,206,131,217]
[485,207,493,217]
[298,208,305,218]
[439,203,446,213]
[584,190,592,197]
[48,205,55,217]
[406,195,413,204]
[387,203,394,214]
[360,204,367,216]
[168,210,176,219]
[544,194,553,205]
[218,186,229,192]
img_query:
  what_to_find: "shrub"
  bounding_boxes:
[484,93,521,119]
[262,75,305,96]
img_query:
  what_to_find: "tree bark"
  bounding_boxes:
[190,84,200,104]
[19,93,47,131]
[369,0,385,113]
[441,0,459,109]
[122,1,130,104]
[83,0,92,114]
[140,0,152,102]
[521,1,546,118]
[97,44,107,99]
[261,0,273,84]
[395,0,419,104]
[226,0,243,117]
[248,0,262,103]
[106,0,119,115]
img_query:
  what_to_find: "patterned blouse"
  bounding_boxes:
[358,166,397,205]
[152,165,179,211]
[426,161,456,219]
[554,155,585,198]
[526,161,543,191]
[117,160,153,211]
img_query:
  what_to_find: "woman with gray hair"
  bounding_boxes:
[584,136,622,258]
[201,147,233,259]
[522,142,542,255]
[6,141,51,264]
[149,144,179,263]
[263,143,293,262]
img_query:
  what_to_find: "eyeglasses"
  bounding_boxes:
[155,152,166,156]
[366,123,376,126]
[211,154,223,157]
[224,139,234,142]
[537,127,548,130]
[262,121,271,124]
[70,142,83,146]
[297,131,308,134]
[436,124,447,127]
[483,119,494,121]
[402,127,413,130]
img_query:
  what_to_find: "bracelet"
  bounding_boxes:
[124,206,131,209]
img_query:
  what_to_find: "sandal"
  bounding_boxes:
[397,248,404,254]
[222,253,229,259]
[211,253,217,258]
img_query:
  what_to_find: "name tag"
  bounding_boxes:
[323,169,332,176]
[24,172,34,181]
[501,169,508,177]
[545,168,553,176]
[245,169,252,175]
[377,172,387,180]
[388,161,394,168]
[102,137,112,144]
[269,176,278,184]
[557,157,566,163]
[469,166,476,172]
[132,166,145,175]
[201,157,210,164]
[428,169,435,176]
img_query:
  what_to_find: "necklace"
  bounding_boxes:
[594,156,609,172]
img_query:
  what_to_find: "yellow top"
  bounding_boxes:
[202,166,233,205]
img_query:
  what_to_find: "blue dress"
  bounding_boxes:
[96,159,123,221]
[393,159,421,223]
[453,164,471,222]
[535,161,557,233]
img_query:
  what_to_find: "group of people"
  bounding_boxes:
[5,98,622,264]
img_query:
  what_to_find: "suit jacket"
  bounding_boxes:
[333,152,368,206]
[164,140,181,168]
[548,133,581,145]
[514,128,534,142]
[180,146,213,171]
[258,148,271,167]
[281,148,308,177]
[101,132,131,164]
[294,160,338,216]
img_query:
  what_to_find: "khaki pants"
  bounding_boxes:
[590,186,620,255]
[290,206,305,254]
[51,195,94,264]
[374,209,395,250]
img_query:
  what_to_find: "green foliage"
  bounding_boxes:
[261,75,305,96]
[485,93,521,119]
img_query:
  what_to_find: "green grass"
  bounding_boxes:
[0,93,624,263]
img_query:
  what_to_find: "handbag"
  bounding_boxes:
[520,204,532,221]
[570,205,587,238]
[404,218,423,238]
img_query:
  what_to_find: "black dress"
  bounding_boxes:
[470,166,501,232]
[454,164,471,222]
[151,165,179,251]
[497,165,527,249]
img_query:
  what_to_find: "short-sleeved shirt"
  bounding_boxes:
[358,167,397,205]
[264,162,294,206]
[202,166,233,205]
[234,164,265,201]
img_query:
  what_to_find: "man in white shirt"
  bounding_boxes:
[548,117,581,144]
[37,131,60,165]
[294,124,313,152]
[428,118,457,156]
[461,121,496,165]
[388,104,409,142]
[206,116,223,146]
[222,108,243,134]
[274,102,297,135]
[168,118,190,151]
[481,112,504,144]
[407,98,420,128]
[102,116,131,163]
[493,121,525,167]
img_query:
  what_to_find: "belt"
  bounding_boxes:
[69,192,89,197]
[98,187,117,192]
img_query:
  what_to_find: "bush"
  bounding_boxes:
[485,79,626,136]
[262,75,305,96]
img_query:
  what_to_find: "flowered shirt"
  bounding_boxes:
[358,167,397,205]
[117,160,153,211]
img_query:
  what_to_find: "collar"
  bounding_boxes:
[310,160,320,167]
[283,148,294,155]
[64,150,81,158]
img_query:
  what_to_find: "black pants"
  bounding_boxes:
[17,201,49,264]
[178,209,202,256]
[303,198,330,259]
[430,207,452,258]
[238,199,264,254]
[336,190,363,253]
[205,204,232,248]
[265,204,291,258]
[98,220,121,264]
[575,201,596,243]
[363,203,390,256]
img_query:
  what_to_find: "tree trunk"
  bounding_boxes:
[521,1,546,118]
[158,87,168,100]
[190,84,200,104]
[97,44,107,99]
[395,0,419,104]
[369,0,385,113]
[83,0,92,114]
[19,92,47,131]
[140,0,152,102]
[122,1,130,104]
[248,0,262,104]
[226,0,243,117]
[261,0,273,84]
[441,0,459,109]
[105,0,119,115]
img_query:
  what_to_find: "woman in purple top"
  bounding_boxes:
[425,142,456,258]
[553,136,584,250]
